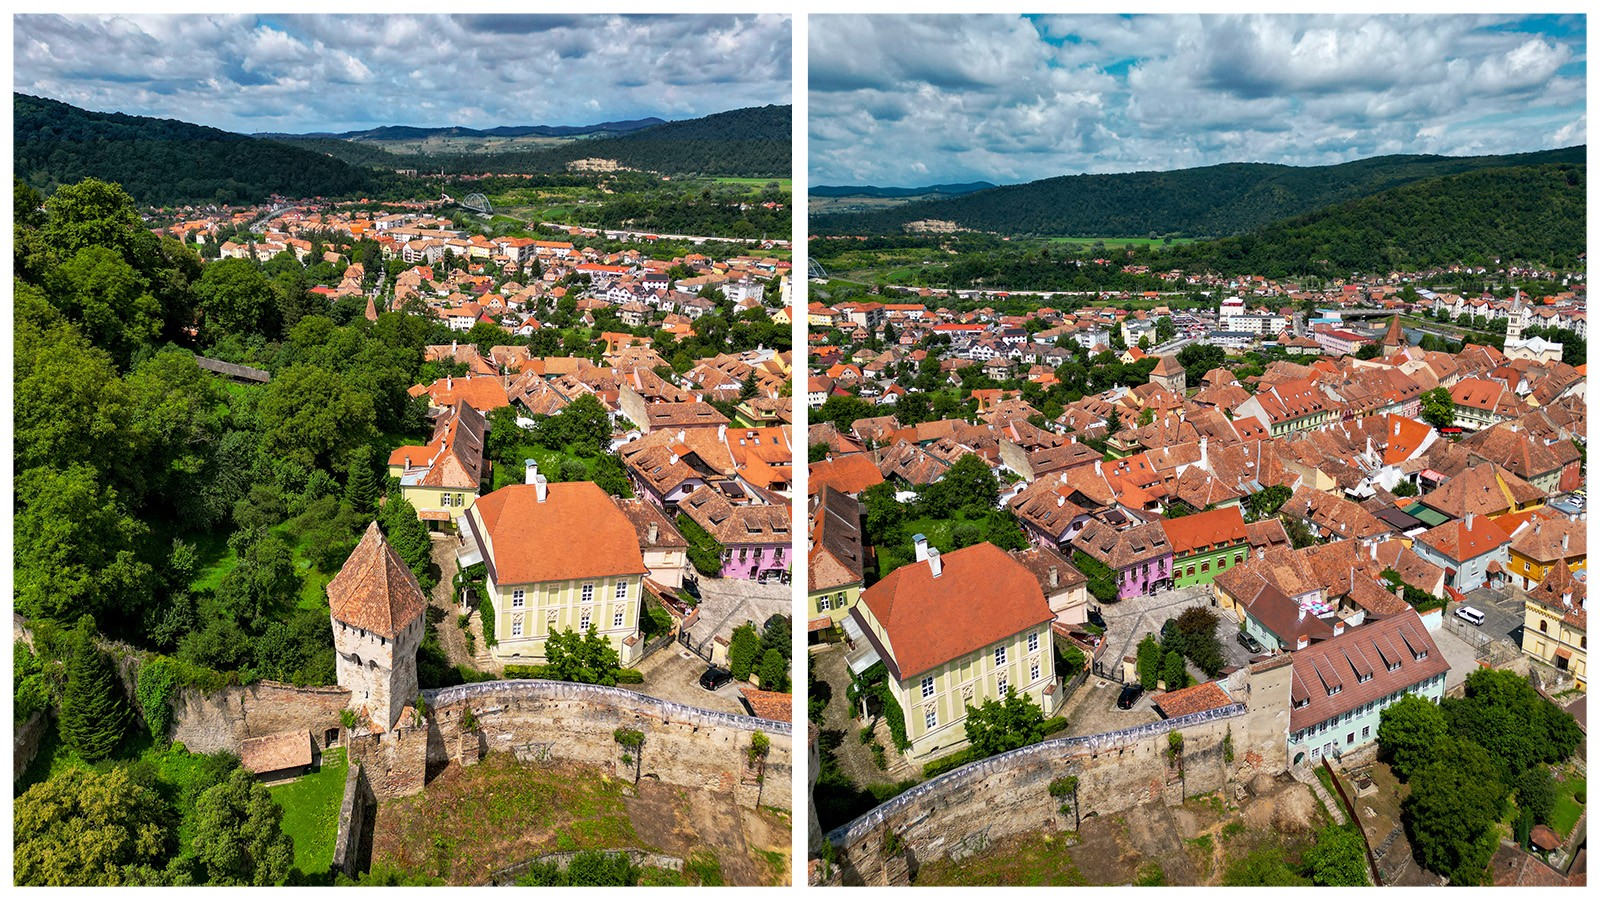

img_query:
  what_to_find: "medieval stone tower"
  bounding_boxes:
[329,522,427,732]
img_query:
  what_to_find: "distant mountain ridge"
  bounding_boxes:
[812,146,1587,238]
[14,92,379,205]
[810,182,997,198]
[256,117,667,141]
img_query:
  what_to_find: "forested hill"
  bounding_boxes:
[14,93,382,206]
[810,182,997,198]
[258,117,666,140]
[811,146,1586,238]
[1163,163,1586,276]
[419,104,792,178]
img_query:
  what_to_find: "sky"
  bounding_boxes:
[810,13,1586,187]
[13,14,792,134]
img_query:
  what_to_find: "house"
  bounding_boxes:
[457,467,648,665]
[616,498,690,590]
[1411,512,1512,593]
[1161,507,1250,588]
[241,731,314,783]
[1520,563,1587,688]
[385,401,488,531]
[809,485,866,642]
[1505,510,1586,591]
[1009,545,1089,626]
[675,486,791,582]
[1069,519,1175,600]
[1286,609,1448,765]
[1148,355,1186,394]
[846,539,1058,761]
[807,453,885,497]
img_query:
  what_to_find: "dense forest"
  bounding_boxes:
[809,182,996,198]
[811,146,1586,238]
[260,117,665,141]
[814,164,1586,286]
[279,105,792,179]
[14,93,386,206]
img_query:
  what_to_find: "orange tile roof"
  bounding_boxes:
[328,522,428,639]
[1160,506,1248,556]
[739,687,793,723]
[808,454,885,496]
[471,482,646,585]
[859,543,1053,681]
[1153,681,1234,718]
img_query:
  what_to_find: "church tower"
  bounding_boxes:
[329,522,427,732]
[1506,290,1526,344]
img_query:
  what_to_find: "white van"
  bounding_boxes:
[1455,606,1485,626]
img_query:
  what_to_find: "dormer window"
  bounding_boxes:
[1413,650,1427,661]
[1387,661,1400,672]
[1327,685,1341,697]
[1357,673,1372,684]
[1293,697,1310,709]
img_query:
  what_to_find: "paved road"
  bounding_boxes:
[633,646,747,716]
[681,576,792,659]
[1097,583,1222,672]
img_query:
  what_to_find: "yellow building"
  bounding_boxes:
[387,401,487,530]
[808,485,865,641]
[458,472,647,665]
[1504,511,1586,591]
[845,540,1057,761]
[1521,563,1587,688]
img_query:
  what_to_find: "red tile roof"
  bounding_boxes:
[328,522,428,639]
[471,483,646,585]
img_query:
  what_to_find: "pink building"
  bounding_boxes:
[677,485,792,583]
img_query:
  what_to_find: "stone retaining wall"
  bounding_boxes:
[330,760,376,879]
[13,711,49,784]
[170,681,353,755]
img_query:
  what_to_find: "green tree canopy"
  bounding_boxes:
[1403,739,1506,885]
[258,363,377,471]
[195,257,278,341]
[728,622,762,681]
[1420,387,1455,429]
[964,687,1047,759]
[1302,824,1371,886]
[1377,693,1450,781]
[189,768,294,886]
[543,625,623,687]
[59,621,132,762]
[13,765,173,886]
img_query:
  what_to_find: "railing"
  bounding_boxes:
[425,678,791,736]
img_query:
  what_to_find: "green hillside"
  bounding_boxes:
[812,146,1586,238]
[14,93,382,206]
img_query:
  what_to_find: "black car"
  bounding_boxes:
[1087,608,1107,629]
[1117,684,1144,710]
[1236,631,1265,655]
[699,667,732,691]
[682,578,701,600]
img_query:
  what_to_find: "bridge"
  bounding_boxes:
[459,192,492,215]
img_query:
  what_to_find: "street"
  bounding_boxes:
[680,575,792,659]
[632,646,748,716]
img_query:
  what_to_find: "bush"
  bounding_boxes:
[477,595,496,647]
[136,655,180,740]
[923,749,973,779]
[728,622,761,681]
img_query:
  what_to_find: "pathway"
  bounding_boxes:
[427,535,484,672]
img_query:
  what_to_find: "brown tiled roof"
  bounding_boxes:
[1527,561,1587,632]
[1008,545,1086,595]
[328,522,428,638]
[859,542,1053,681]
[739,687,792,723]
[1161,506,1248,556]
[810,485,865,593]
[1244,519,1290,551]
[1415,515,1511,563]
[677,485,790,546]
[1508,511,1585,565]
[1153,681,1234,718]
[616,498,689,550]
[1071,518,1172,571]
[644,401,729,430]
[1288,610,1448,731]
[1420,462,1543,519]
[241,730,312,774]
[471,482,646,585]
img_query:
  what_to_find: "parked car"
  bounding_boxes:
[1455,606,1486,626]
[1236,631,1265,655]
[682,578,701,600]
[1087,608,1107,629]
[1117,684,1144,710]
[699,667,732,691]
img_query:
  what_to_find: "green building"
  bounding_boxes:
[1161,506,1250,588]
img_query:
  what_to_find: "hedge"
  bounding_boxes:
[477,595,497,647]
[503,664,643,684]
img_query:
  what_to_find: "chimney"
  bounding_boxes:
[648,521,659,545]
[1057,494,1065,508]
[1465,511,1475,530]
[1333,620,1345,636]
[447,374,453,390]
[1370,542,1377,561]
[1536,522,1543,535]
[524,459,538,485]
[927,547,943,578]
[678,429,687,443]
[1049,566,1059,588]
[1562,590,1573,608]
[1199,436,1209,470]
[452,339,458,353]
[1296,634,1309,650]
[1562,533,1569,551]
[1094,459,1103,476]
[913,533,929,562]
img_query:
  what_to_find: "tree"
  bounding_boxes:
[258,364,377,471]
[13,766,173,886]
[1073,550,1119,604]
[190,768,294,886]
[1160,650,1188,691]
[1442,668,1582,779]
[1303,824,1371,886]
[1177,342,1225,378]
[14,466,154,624]
[728,622,762,681]
[344,445,379,516]
[1514,765,1557,826]
[1136,634,1162,690]
[194,257,278,340]
[1176,607,1225,676]
[1404,740,1506,884]
[59,620,131,762]
[1420,387,1455,429]
[542,626,623,686]
[756,648,789,692]
[47,246,163,367]
[537,392,611,456]
[1377,693,1449,780]
[963,687,1047,759]
[1242,484,1292,521]
[41,177,160,275]
[379,497,436,592]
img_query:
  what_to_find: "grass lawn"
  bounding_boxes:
[269,748,350,879]
[914,831,1087,885]
[1550,770,1586,838]
[711,176,792,193]
[187,528,240,594]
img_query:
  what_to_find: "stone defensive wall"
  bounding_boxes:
[171,681,354,756]
[422,680,793,811]
[818,703,1277,886]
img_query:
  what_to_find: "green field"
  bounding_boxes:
[1550,770,1586,838]
[269,748,350,878]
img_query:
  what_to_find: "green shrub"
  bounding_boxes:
[477,595,496,647]
[1049,775,1079,797]
[923,750,973,779]
[136,655,180,739]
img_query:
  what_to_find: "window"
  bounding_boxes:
[580,611,591,631]
[1031,661,1041,681]
[1187,565,1196,577]
[994,646,1007,666]
[921,676,935,699]
[1347,732,1355,745]
[512,589,525,609]
[581,584,594,604]
[1328,685,1341,696]
[615,582,628,601]
[1362,725,1370,740]
[1540,620,1548,633]
[818,595,832,611]
[441,493,452,508]
[1235,554,1244,565]
[997,676,1008,695]
[1201,562,1210,573]
[1028,632,1039,653]
[613,608,625,628]
[511,618,523,637]
[925,708,937,729]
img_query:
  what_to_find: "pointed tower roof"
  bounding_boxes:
[1381,314,1405,347]
[1151,354,1184,376]
[328,522,427,638]
[364,294,380,322]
